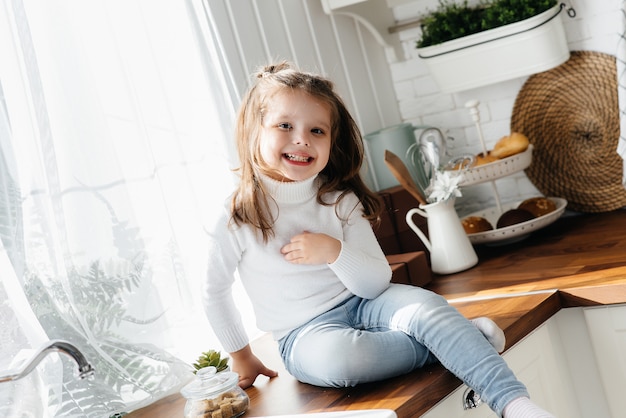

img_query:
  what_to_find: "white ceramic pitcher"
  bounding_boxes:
[406,198,478,275]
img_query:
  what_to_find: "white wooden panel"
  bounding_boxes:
[330,16,378,123]
[253,1,293,61]
[304,2,348,82]
[201,0,251,99]
[278,1,320,66]
[228,0,270,78]
[201,0,401,135]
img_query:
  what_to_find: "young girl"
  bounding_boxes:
[203,61,554,418]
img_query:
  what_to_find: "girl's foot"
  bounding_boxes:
[503,396,555,418]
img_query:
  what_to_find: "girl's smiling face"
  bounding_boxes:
[259,89,332,182]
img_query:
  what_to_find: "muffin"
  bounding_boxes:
[496,208,535,228]
[517,197,556,218]
[462,216,493,234]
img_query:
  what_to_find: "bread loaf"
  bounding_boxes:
[490,132,529,159]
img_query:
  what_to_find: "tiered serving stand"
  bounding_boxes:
[459,101,567,245]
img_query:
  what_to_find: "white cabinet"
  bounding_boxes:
[499,318,579,417]
[421,307,624,417]
[582,304,626,418]
[422,314,576,417]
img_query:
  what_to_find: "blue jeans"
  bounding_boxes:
[278,283,528,416]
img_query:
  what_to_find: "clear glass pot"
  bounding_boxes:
[180,366,249,418]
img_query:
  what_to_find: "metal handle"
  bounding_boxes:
[462,386,483,410]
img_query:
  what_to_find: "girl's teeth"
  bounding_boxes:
[286,154,309,162]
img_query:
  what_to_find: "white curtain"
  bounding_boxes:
[619,0,626,186]
[0,0,253,416]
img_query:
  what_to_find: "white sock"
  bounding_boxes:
[471,317,506,353]
[503,397,555,418]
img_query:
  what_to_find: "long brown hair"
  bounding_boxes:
[231,61,382,242]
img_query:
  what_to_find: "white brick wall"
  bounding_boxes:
[387,0,621,215]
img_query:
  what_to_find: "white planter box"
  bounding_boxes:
[416,5,570,93]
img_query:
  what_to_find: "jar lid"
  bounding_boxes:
[180,367,239,400]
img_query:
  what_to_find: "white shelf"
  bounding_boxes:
[459,145,533,187]
[321,0,367,13]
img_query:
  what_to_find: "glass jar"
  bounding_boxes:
[180,366,249,418]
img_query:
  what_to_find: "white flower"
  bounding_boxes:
[427,169,464,203]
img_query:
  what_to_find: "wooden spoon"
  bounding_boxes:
[384,149,428,206]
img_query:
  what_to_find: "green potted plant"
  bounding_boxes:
[192,349,230,374]
[415,0,572,93]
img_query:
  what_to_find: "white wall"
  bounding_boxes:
[387,0,621,214]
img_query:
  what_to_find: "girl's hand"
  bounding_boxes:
[281,231,341,264]
[230,345,278,389]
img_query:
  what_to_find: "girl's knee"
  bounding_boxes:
[290,341,363,387]
[384,283,448,307]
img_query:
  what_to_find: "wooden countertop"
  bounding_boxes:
[127,209,626,418]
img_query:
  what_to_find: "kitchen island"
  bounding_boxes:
[127,209,626,417]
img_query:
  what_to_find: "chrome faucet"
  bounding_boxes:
[0,340,95,383]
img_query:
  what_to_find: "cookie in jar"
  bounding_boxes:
[181,366,249,418]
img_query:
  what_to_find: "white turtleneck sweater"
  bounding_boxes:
[203,175,392,353]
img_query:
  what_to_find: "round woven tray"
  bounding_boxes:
[511,50,626,212]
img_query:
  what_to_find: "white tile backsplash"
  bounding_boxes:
[389,58,426,81]
[411,75,438,96]
[393,80,416,101]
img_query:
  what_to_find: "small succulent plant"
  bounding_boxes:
[192,349,229,374]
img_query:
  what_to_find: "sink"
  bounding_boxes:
[258,410,397,418]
